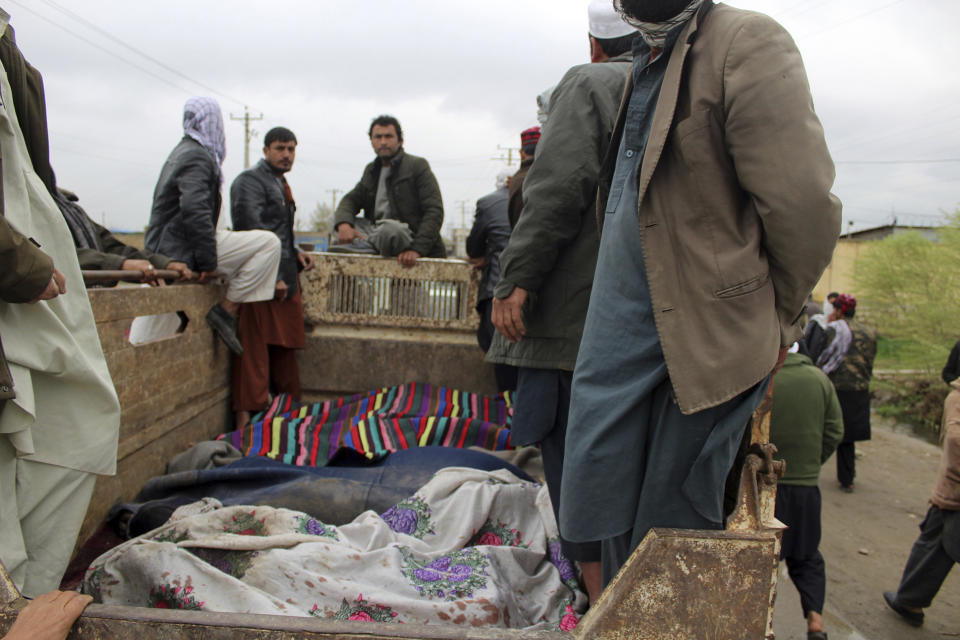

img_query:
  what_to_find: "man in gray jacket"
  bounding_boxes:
[466,170,515,392]
[488,0,636,603]
[559,0,841,585]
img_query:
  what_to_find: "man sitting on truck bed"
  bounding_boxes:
[146,97,282,356]
[331,115,446,267]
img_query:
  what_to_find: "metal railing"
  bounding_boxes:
[301,254,480,332]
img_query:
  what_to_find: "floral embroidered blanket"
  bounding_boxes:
[83,468,585,631]
[217,383,514,466]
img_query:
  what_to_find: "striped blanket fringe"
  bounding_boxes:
[218,382,514,466]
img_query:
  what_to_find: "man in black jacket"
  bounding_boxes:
[147,97,282,355]
[332,115,445,267]
[229,127,315,427]
[466,170,516,392]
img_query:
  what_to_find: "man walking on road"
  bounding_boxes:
[883,376,960,628]
[770,344,843,640]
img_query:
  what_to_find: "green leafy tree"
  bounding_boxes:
[306,202,335,234]
[853,211,960,370]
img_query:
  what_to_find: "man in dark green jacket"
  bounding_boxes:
[55,190,191,285]
[488,1,636,603]
[333,115,445,267]
[770,348,843,640]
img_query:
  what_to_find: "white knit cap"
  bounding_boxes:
[588,0,636,39]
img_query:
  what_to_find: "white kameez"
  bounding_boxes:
[0,13,121,596]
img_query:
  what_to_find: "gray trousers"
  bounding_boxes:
[895,505,959,608]
[354,218,414,257]
[0,436,97,596]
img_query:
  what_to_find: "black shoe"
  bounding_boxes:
[327,239,377,254]
[206,303,243,356]
[883,590,924,627]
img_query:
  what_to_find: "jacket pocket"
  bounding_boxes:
[714,272,769,298]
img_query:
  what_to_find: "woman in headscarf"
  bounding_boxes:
[817,294,878,491]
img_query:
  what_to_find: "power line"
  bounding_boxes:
[835,158,960,165]
[8,0,249,107]
[797,0,906,41]
[35,0,248,106]
[7,0,199,96]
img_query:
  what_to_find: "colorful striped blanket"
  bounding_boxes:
[218,383,514,466]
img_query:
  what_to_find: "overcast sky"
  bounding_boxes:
[6,0,960,236]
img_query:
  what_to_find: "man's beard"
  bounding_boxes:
[617,0,691,22]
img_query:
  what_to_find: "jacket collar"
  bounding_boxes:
[376,147,405,170]
[636,0,713,208]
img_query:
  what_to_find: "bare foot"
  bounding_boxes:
[580,561,603,605]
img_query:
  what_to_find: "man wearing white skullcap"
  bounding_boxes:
[488,0,636,604]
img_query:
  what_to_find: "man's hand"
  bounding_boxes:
[121,259,159,285]
[337,224,364,245]
[165,261,193,282]
[398,250,420,268]
[492,286,528,343]
[30,268,66,303]
[196,270,217,284]
[297,252,315,271]
[274,279,289,301]
[467,256,484,270]
[3,590,93,640]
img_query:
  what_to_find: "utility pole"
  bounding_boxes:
[326,188,343,211]
[230,106,264,169]
[455,199,470,228]
[491,144,520,166]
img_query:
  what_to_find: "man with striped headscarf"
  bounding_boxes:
[147,97,282,355]
[558,0,841,584]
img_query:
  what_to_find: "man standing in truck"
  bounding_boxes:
[558,0,841,585]
[229,127,315,428]
[489,0,637,603]
[332,115,445,267]
[0,13,121,597]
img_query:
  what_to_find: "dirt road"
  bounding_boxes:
[772,417,959,639]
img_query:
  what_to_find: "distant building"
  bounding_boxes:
[294,232,330,252]
[813,223,940,301]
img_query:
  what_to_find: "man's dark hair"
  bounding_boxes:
[595,32,636,58]
[827,292,839,302]
[264,127,297,147]
[369,115,403,142]
[522,145,537,156]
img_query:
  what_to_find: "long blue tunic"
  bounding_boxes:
[559,34,767,556]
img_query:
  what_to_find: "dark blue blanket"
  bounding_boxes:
[116,447,533,538]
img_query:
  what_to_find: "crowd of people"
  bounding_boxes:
[1,0,957,638]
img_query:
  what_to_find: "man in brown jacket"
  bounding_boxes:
[557,0,841,584]
[883,378,960,628]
